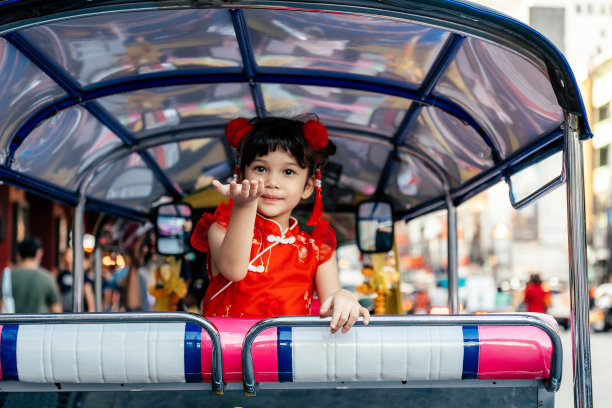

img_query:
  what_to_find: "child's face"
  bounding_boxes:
[243,148,314,226]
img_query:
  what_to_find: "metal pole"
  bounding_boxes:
[72,194,86,313]
[94,245,103,312]
[564,111,593,408]
[447,197,459,313]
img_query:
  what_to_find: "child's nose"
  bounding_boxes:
[265,172,280,188]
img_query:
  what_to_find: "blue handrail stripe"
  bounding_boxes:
[277,326,293,383]
[461,326,479,380]
[1,325,19,381]
[184,323,202,383]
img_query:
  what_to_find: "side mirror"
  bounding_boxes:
[155,203,193,255]
[356,200,394,253]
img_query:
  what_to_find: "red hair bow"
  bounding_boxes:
[225,118,253,148]
[302,120,328,151]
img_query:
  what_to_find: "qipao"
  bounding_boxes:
[191,201,336,317]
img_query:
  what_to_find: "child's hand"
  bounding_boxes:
[212,179,264,206]
[319,289,370,333]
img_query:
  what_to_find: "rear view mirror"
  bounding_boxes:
[155,203,193,255]
[506,151,564,209]
[356,201,394,253]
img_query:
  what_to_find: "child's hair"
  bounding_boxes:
[237,114,336,176]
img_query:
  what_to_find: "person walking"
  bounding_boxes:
[0,238,62,313]
[523,273,550,313]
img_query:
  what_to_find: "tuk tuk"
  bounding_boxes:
[0,1,593,407]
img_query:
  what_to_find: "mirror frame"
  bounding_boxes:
[355,200,395,254]
[154,202,193,256]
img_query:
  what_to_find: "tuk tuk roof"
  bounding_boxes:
[0,0,591,221]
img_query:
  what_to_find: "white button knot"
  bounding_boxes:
[248,265,265,273]
[267,235,296,244]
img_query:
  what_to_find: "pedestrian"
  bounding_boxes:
[0,238,61,313]
[495,285,513,312]
[115,224,156,312]
[523,273,550,313]
[56,247,97,312]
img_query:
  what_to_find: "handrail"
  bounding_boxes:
[0,312,225,395]
[241,314,562,397]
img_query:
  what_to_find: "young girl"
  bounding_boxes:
[191,115,369,333]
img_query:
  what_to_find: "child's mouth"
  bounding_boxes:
[261,195,281,202]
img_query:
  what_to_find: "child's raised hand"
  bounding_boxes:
[212,179,264,206]
[319,289,370,334]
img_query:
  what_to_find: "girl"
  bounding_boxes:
[191,115,370,333]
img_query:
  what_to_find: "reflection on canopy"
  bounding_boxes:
[0,1,589,221]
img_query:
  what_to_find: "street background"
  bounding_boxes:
[558,329,612,408]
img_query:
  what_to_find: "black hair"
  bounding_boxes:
[235,114,336,177]
[17,237,42,259]
[529,273,542,285]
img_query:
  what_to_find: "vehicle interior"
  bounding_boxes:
[0,1,592,407]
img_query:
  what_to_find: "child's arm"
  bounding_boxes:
[316,254,370,333]
[207,179,264,282]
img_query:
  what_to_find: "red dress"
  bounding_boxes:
[191,201,336,317]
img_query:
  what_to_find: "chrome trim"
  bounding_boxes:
[94,246,103,312]
[241,314,562,397]
[72,193,86,313]
[447,198,459,313]
[564,111,593,408]
[0,312,225,395]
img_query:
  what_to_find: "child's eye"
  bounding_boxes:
[253,165,266,173]
[283,169,296,175]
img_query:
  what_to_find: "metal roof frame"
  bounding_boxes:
[0,0,591,223]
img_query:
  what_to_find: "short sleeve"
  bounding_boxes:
[190,201,232,253]
[311,219,337,265]
[46,273,60,305]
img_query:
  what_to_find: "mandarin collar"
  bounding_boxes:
[255,212,298,237]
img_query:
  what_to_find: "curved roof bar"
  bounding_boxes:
[3,31,182,200]
[75,125,453,200]
[376,31,498,198]
[255,69,491,137]
[75,132,223,193]
[7,70,492,162]
[231,9,267,118]
[0,166,78,206]
[268,0,589,123]
[0,0,589,224]
[326,126,454,206]
[0,0,590,129]
[449,127,564,204]
[70,122,453,225]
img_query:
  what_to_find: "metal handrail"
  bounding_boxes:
[0,312,225,395]
[241,314,562,397]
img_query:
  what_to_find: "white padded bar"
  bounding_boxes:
[16,323,186,383]
[292,326,464,382]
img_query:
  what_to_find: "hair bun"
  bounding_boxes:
[225,117,253,148]
[302,119,328,151]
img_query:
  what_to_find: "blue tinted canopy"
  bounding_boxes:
[0,0,590,221]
